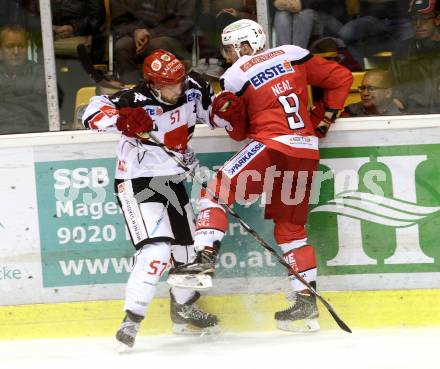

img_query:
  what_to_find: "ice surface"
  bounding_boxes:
[1,328,439,369]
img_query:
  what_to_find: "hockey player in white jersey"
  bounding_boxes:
[82,49,219,349]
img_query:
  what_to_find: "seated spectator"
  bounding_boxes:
[390,0,440,114]
[0,1,40,36]
[309,36,362,71]
[111,0,195,84]
[51,0,105,60]
[338,0,413,67]
[197,0,257,78]
[342,69,402,117]
[213,0,257,31]
[0,25,48,134]
[273,0,347,48]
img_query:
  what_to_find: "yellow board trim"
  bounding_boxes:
[1,290,440,340]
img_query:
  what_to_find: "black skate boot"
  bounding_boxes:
[170,291,220,335]
[167,241,221,290]
[274,293,320,332]
[115,310,143,351]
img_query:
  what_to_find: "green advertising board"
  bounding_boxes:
[35,144,440,288]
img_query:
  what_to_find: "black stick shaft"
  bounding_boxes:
[148,132,352,333]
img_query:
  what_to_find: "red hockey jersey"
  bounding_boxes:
[220,45,352,159]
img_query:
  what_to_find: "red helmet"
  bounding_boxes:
[143,49,186,86]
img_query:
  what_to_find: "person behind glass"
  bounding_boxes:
[110,0,195,84]
[0,24,48,134]
[196,0,257,78]
[51,0,105,59]
[82,49,218,350]
[342,69,401,117]
[0,0,41,44]
[390,0,440,114]
[337,0,413,67]
[213,0,257,30]
[273,0,348,49]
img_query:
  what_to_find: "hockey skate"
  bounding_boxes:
[167,241,221,290]
[115,311,143,351]
[170,291,220,335]
[274,293,320,333]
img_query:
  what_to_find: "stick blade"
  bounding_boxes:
[318,296,352,333]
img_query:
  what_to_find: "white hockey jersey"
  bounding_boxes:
[82,72,214,179]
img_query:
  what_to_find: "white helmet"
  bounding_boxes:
[221,19,266,59]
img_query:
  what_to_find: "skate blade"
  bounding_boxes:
[167,274,212,290]
[172,323,221,336]
[276,318,320,333]
[115,340,133,353]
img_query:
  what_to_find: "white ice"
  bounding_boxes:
[1,328,439,369]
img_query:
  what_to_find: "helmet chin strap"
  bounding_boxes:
[147,77,187,105]
[233,44,241,59]
[232,43,257,59]
[150,84,174,105]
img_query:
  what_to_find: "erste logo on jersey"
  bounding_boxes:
[145,106,163,116]
[250,60,294,89]
[187,91,201,102]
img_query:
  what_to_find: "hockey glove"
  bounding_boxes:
[210,91,244,129]
[116,107,153,138]
[314,117,333,138]
[310,101,336,138]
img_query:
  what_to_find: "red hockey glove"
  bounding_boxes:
[116,107,153,138]
[314,117,333,138]
[210,91,245,128]
[309,101,336,138]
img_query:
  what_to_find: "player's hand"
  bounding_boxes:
[210,91,242,129]
[314,117,332,138]
[212,91,241,119]
[116,107,153,138]
[210,91,247,132]
[222,8,238,17]
[54,25,74,39]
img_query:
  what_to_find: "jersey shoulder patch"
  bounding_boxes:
[187,71,214,109]
[221,64,249,94]
[278,44,310,63]
[110,86,154,108]
[187,71,209,90]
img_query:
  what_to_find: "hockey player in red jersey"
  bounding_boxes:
[82,50,219,350]
[168,19,352,332]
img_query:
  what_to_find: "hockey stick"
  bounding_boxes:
[147,131,352,333]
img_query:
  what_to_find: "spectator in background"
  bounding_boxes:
[338,0,413,67]
[51,0,105,60]
[342,69,401,117]
[273,0,348,48]
[0,25,48,134]
[390,0,440,114]
[0,0,40,32]
[197,0,257,78]
[0,0,41,48]
[213,0,257,31]
[111,0,195,84]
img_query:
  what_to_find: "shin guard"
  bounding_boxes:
[194,207,228,250]
[283,244,317,292]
